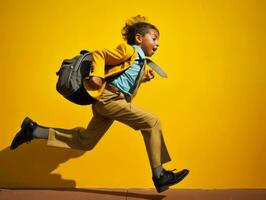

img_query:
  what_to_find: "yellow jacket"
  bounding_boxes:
[83,43,151,100]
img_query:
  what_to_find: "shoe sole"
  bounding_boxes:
[156,184,169,193]
[10,117,32,150]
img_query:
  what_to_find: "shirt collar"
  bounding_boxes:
[132,45,145,59]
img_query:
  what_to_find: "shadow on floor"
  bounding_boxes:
[3,188,166,200]
[0,140,85,187]
[57,188,166,200]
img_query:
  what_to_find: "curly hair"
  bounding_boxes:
[121,15,159,45]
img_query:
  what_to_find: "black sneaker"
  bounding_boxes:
[152,168,189,193]
[10,117,37,150]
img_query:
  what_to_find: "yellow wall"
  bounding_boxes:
[0,0,265,188]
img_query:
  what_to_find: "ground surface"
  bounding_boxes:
[0,188,265,200]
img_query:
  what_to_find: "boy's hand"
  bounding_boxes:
[142,69,155,82]
[88,76,103,89]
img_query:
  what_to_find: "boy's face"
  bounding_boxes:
[136,29,159,57]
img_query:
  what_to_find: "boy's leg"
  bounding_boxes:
[10,89,118,150]
[47,110,114,150]
[141,127,171,168]
[93,91,171,168]
[94,90,189,193]
[10,109,113,151]
[46,91,118,150]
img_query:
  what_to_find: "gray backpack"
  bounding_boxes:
[56,50,96,105]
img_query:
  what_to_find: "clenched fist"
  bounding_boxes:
[142,69,155,82]
[88,76,103,89]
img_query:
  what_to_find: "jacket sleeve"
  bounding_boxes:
[89,43,135,78]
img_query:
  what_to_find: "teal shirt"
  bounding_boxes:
[109,45,145,97]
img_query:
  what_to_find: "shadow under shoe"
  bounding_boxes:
[10,117,37,150]
[153,168,190,193]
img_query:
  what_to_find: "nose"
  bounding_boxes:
[155,40,159,48]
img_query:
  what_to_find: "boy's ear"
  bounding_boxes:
[135,33,143,44]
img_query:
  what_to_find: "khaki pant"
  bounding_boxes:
[47,89,171,168]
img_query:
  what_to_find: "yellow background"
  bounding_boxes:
[0,0,265,188]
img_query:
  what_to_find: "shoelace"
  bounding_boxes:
[161,168,177,178]
[164,168,177,172]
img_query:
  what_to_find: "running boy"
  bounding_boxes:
[10,15,189,193]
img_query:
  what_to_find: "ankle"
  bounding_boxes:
[152,165,163,179]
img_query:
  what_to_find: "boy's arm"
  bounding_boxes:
[90,43,135,78]
[87,43,134,89]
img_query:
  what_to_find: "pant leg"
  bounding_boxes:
[93,90,172,168]
[47,89,122,150]
[47,108,114,150]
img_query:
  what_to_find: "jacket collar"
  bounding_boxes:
[132,45,145,59]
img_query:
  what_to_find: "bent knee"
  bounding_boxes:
[144,115,161,129]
